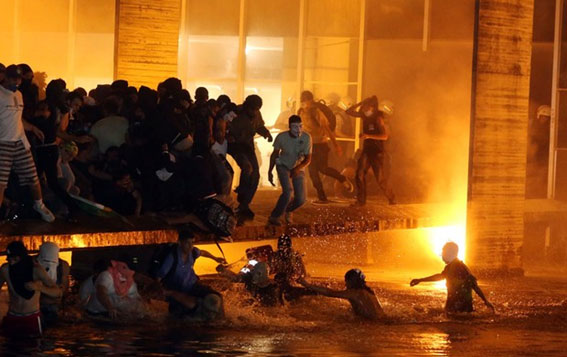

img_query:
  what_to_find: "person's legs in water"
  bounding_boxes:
[285,170,306,224]
[354,150,372,206]
[169,283,224,321]
[269,165,292,225]
[370,152,395,204]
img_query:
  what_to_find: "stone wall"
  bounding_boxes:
[467,0,534,272]
[114,0,181,88]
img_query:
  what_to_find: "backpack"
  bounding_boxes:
[314,100,337,132]
[149,243,200,280]
[193,198,236,237]
[149,243,178,280]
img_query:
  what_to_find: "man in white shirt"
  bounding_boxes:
[0,65,54,222]
[267,115,312,226]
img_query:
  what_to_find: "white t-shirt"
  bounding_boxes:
[79,275,96,307]
[86,270,140,314]
[89,115,129,154]
[0,87,30,148]
[211,140,228,157]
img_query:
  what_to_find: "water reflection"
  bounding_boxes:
[2,267,567,355]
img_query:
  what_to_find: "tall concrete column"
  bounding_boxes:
[467,0,534,272]
[114,0,181,88]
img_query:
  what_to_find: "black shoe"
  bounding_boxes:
[238,207,255,219]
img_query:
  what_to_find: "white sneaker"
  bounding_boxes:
[285,212,293,224]
[33,202,55,223]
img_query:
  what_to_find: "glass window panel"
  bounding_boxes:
[186,80,238,102]
[557,91,567,148]
[187,0,239,36]
[245,37,284,81]
[366,0,424,39]
[559,0,567,89]
[76,0,115,33]
[303,37,358,85]
[430,0,475,41]
[186,36,239,80]
[247,0,299,37]
[306,0,360,37]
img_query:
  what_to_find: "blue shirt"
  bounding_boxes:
[157,246,201,292]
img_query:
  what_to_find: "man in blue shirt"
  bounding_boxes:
[156,230,226,320]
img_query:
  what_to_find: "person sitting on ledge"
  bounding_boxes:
[299,268,386,321]
[410,242,495,314]
[0,241,61,337]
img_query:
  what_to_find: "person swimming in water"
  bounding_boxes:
[410,242,495,314]
[298,269,386,321]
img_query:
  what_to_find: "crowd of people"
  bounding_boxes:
[0,62,396,228]
[0,231,493,337]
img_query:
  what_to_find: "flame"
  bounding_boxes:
[424,224,466,261]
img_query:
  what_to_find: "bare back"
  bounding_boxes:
[344,288,386,321]
[0,263,41,315]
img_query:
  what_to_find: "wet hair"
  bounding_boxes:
[195,87,209,102]
[289,115,302,125]
[178,228,195,242]
[17,63,33,75]
[6,241,28,259]
[244,94,262,110]
[300,90,314,102]
[345,269,374,295]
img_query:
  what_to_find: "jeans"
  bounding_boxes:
[229,143,259,208]
[308,143,345,200]
[270,165,306,219]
